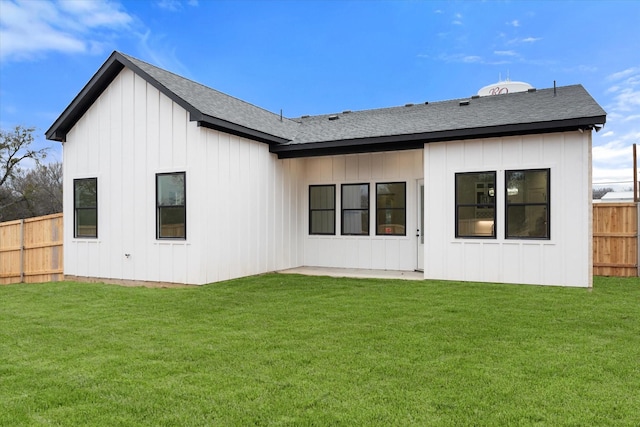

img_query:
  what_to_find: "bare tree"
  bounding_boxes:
[1,126,49,188]
[593,187,613,200]
[11,162,63,215]
[1,126,55,221]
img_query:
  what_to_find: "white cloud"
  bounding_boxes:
[0,0,132,62]
[507,20,520,27]
[156,0,198,12]
[606,67,639,82]
[592,67,640,187]
[521,37,541,43]
[494,50,517,57]
[593,140,633,165]
[462,55,482,63]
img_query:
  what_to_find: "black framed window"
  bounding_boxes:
[505,169,550,239]
[156,172,186,239]
[376,182,406,235]
[342,183,369,235]
[455,172,496,238]
[309,185,335,235]
[74,178,97,238]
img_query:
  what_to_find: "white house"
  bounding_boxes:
[46,52,606,287]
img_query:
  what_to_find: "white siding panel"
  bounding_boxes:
[333,156,346,182]
[423,132,592,287]
[302,150,423,272]
[358,155,371,181]
[357,239,372,269]
[108,74,124,280]
[482,243,502,283]
[62,69,205,284]
[501,243,521,284]
[172,105,188,167]
[463,242,483,281]
[121,69,136,281]
[158,95,173,169]
[133,74,149,281]
[521,244,542,284]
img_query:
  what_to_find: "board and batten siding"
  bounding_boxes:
[423,132,592,287]
[302,150,424,271]
[63,68,304,285]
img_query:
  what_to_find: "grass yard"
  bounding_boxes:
[1,275,639,426]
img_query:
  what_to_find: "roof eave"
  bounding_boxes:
[46,52,125,142]
[197,114,291,145]
[46,52,207,143]
[271,115,607,159]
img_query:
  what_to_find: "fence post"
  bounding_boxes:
[637,202,640,278]
[19,218,25,283]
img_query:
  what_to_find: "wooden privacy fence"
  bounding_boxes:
[0,213,63,285]
[0,206,638,284]
[593,203,639,277]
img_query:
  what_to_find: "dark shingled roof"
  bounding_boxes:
[118,53,299,142]
[47,51,606,158]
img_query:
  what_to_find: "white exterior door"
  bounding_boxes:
[417,179,424,271]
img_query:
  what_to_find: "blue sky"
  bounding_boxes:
[1,0,638,189]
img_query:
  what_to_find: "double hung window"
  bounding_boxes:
[341,184,369,235]
[74,178,98,238]
[376,182,406,235]
[309,185,335,235]
[455,172,496,238]
[156,172,186,239]
[505,169,550,239]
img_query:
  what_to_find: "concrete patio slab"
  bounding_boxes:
[277,266,424,281]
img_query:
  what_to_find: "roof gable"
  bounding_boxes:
[46,51,297,143]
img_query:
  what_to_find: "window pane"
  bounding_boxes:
[343,211,369,235]
[377,209,405,235]
[75,179,97,208]
[456,173,495,206]
[457,206,495,237]
[310,186,335,209]
[159,206,186,238]
[342,184,368,209]
[157,174,185,206]
[506,170,548,203]
[377,183,405,209]
[310,211,335,234]
[507,205,548,238]
[76,209,97,237]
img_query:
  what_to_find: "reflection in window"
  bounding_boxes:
[309,185,335,235]
[342,184,369,235]
[455,172,496,238]
[506,169,550,239]
[157,172,186,239]
[376,182,406,235]
[74,178,97,238]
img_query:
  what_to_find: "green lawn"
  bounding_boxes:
[1,275,639,426]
